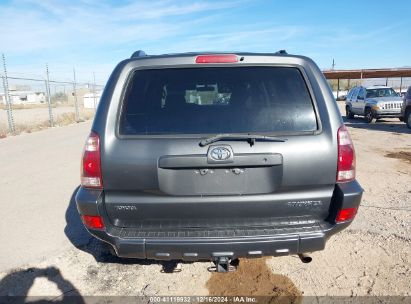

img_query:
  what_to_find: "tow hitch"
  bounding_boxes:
[160,261,182,273]
[207,257,239,273]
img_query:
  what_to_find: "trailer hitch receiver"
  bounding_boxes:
[207,257,239,273]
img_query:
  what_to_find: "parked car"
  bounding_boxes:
[401,86,411,129]
[336,94,347,101]
[400,91,407,100]
[75,51,363,272]
[345,85,404,123]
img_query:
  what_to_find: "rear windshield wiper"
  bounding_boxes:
[199,134,287,147]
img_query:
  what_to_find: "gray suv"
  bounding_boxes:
[345,85,403,123]
[75,51,363,272]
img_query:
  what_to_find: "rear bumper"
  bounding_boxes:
[94,229,328,260]
[75,181,363,261]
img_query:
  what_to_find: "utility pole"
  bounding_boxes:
[331,59,335,70]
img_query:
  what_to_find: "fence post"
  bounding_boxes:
[93,72,97,110]
[399,77,403,93]
[72,67,80,122]
[2,54,15,134]
[45,64,54,127]
[337,78,340,100]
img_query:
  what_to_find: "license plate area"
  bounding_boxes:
[158,166,282,195]
[193,168,246,195]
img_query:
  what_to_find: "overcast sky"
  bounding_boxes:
[1,0,410,84]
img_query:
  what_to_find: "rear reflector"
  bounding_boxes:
[195,54,238,64]
[81,215,105,229]
[81,132,103,189]
[336,207,357,223]
[337,125,355,182]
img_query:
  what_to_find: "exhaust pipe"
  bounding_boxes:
[298,253,312,263]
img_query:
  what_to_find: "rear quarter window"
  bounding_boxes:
[119,66,318,135]
[347,89,353,100]
[351,88,359,100]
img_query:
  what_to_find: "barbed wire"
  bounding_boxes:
[1,75,104,87]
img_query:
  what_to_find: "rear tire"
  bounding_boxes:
[364,108,376,124]
[346,106,354,119]
[405,109,411,129]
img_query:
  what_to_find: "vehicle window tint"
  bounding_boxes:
[366,88,398,98]
[119,67,318,135]
[357,88,365,99]
[347,89,353,100]
[351,88,359,100]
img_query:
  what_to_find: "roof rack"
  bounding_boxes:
[275,50,287,55]
[130,50,147,58]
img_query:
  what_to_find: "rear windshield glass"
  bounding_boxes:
[119,67,317,135]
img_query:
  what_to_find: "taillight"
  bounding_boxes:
[336,207,357,223]
[195,54,238,64]
[81,132,102,189]
[337,125,355,182]
[81,215,105,229]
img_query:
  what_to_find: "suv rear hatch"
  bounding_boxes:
[99,58,337,230]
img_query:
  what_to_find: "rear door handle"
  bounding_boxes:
[158,153,282,169]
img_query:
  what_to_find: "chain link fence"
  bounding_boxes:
[2,53,411,137]
[0,56,104,137]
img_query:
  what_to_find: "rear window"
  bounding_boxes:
[119,67,317,135]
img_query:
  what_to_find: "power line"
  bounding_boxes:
[2,76,104,87]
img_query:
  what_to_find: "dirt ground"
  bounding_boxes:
[0,101,410,299]
[207,258,302,299]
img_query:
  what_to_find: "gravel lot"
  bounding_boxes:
[0,106,94,135]
[0,101,410,300]
[0,106,73,124]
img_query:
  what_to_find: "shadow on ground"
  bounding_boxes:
[64,187,184,272]
[343,116,410,135]
[0,266,85,303]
